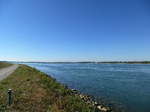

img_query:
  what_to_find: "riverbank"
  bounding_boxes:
[0,64,114,112]
[11,61,150,64]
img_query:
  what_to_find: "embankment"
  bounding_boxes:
[0,64,117,112]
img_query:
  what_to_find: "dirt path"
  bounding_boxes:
[0,64,19,80]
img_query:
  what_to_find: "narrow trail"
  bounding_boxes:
[0,64,19,80]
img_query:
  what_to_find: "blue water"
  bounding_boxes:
[18,63,150,112]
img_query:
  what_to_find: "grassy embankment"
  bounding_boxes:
[0,62,12,69]
[0,65,96,112]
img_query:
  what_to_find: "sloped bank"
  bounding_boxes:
[0,65,120,112]
[70,89,125,112]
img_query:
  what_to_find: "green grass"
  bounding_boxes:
[0,62,12,69]
[0,65,96,112]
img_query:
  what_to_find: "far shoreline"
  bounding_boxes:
[5,61,150,64]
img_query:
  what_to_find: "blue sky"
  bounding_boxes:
[0,0,150,61]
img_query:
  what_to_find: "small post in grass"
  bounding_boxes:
[8,89,13,106]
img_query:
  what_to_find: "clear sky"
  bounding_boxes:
[0,0,150,62]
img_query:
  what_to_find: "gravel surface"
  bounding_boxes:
[0,64,19,80]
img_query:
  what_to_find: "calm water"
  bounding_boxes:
[18,63,150,112]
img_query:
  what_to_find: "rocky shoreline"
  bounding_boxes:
[50,74,125,112]
[71,89,114,112]
[53,77,124,112]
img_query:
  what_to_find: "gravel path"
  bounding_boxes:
[0,64,19,80]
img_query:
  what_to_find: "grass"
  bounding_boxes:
[0,62,12,69]
[0,65,96,112]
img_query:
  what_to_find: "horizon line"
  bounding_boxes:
[1,60,150,63]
